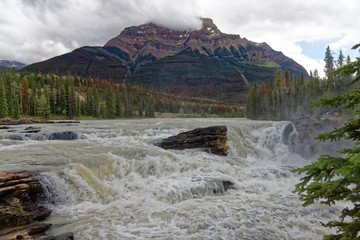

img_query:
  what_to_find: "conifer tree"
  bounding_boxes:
[37,93,51,118]
[293,43,360,239]
[21,80,30,115]
[0,78,8,118]
[324,45,335,88]
[346,55,351,65]
[337,49,344,68]
[12,96,21,119]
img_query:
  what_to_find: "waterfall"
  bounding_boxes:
[0,119,338,239]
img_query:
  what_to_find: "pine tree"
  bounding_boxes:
[346,55,351,65]
[12,96,21,119]
[324,45,335,88]
[337,49,344,68]
[37,93,51,118]
[0,77,8,118]
[293,43,360,239]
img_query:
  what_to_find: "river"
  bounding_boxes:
[0,118,340,239]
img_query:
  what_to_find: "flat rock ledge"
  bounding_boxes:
[158,125,229,156]
[0,118,80,125]
[0,171,74,240]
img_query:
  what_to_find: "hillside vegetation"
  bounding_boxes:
[0,71,244,120]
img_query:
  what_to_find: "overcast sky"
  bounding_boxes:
[0,0,359,77]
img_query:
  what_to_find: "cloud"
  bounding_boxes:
[0,0,358,78]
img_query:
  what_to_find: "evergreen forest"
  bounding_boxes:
[246,47,353,120]
[0,72,243,120]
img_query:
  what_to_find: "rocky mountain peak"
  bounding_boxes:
[198,18,222,36]
[24,18,309,104]
[105,18,245,61]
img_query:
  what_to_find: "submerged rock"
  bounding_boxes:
[158,125,229,156]
[8,134,27,141]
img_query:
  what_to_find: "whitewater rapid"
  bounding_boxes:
[0,119,339,239]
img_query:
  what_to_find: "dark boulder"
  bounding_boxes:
[48,131,79,140]
[158,125,229,156]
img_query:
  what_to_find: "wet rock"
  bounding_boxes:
[53,120,80,124]
[0,126,11,130]
[282,123,296,145]
[0,118,53,125]
[29,134,47,141]
[6,131,85,141]
[0,171,74,239]
[0,223,52,240]
[22,126,42,133]
[291,117,348,158]
[158,125,229,156]
[8,134,26,141]
[48,131,79,140]
[0,171,50,230]
[41,232,75,240]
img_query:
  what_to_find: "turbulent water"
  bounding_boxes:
[0,118,341,239]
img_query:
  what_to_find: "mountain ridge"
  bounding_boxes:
[0,60,26,72]
[23,18,309,103]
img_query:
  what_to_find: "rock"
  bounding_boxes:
[0,171,74,240]
[53,120,80,124]
[48,131,79,140]
[0,223,52,240]
[22,126,42,133]
[8,134,26,141]
[6,131,85,141]
[40,232,75,240]
[158,125,229,156]
[0,118,53,125]
[0,118,80,126]
[0,171,50,231]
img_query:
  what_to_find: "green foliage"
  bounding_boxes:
[293,44,360,239]
[325,45,335,87]
[246,70,323,120]
[0,72,244,120]
[246,46,351,121]
[0,78,8,118]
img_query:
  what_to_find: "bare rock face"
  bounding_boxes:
[0,171,74,240]
[105,18,246,62]
[158,125,229,156]
[0,171,50,230]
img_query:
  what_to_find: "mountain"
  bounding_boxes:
[23,18,308,104]
[0,60,26,72]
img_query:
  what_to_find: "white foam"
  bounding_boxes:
[1,119,339,239]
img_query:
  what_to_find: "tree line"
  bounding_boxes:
[246,46,353,120]
[0,72,243,119]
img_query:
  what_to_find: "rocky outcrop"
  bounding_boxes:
[291,117,350,159]
[158,125,229,156]
[0,171,74,240]
[0,171,50,230]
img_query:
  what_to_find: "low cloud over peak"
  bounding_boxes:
[1,0,358,77]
